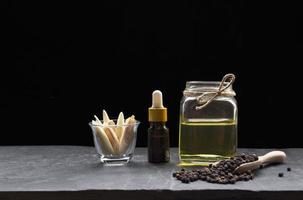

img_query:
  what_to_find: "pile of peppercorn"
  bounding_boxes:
[173,153,259,184]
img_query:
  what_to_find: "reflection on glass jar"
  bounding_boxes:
[179,74,237,166]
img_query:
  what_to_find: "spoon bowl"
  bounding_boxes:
[234,151,286,174]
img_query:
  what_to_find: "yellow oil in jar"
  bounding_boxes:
[179,118,237,166]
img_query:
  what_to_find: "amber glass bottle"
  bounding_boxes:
[148,122,170,163]
[148,90,170,163]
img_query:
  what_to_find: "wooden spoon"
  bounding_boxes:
[234,151,286,174]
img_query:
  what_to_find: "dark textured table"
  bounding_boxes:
[0,146,302,200]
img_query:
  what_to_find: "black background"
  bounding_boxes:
[2,1,302,147]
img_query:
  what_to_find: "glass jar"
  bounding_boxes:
[179,74,237,166]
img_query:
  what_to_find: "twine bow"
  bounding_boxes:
[195,73,236,110]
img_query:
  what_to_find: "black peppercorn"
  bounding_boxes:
[172,153,262,184]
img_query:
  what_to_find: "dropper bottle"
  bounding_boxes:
[148,90,170,163]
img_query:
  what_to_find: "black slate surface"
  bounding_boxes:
[0,146,302,200]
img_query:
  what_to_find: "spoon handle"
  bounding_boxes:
[258,151,286,165]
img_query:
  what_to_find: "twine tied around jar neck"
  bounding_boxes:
[194,73,236,110]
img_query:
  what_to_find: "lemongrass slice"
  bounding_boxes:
[92,120,115,155]
[103,110,110,124]
[94,115,102,125]
[119,115,136,154]
[116,112,125,140]
[103,126,120,154]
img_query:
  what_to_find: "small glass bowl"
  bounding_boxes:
[89,120,140,166]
